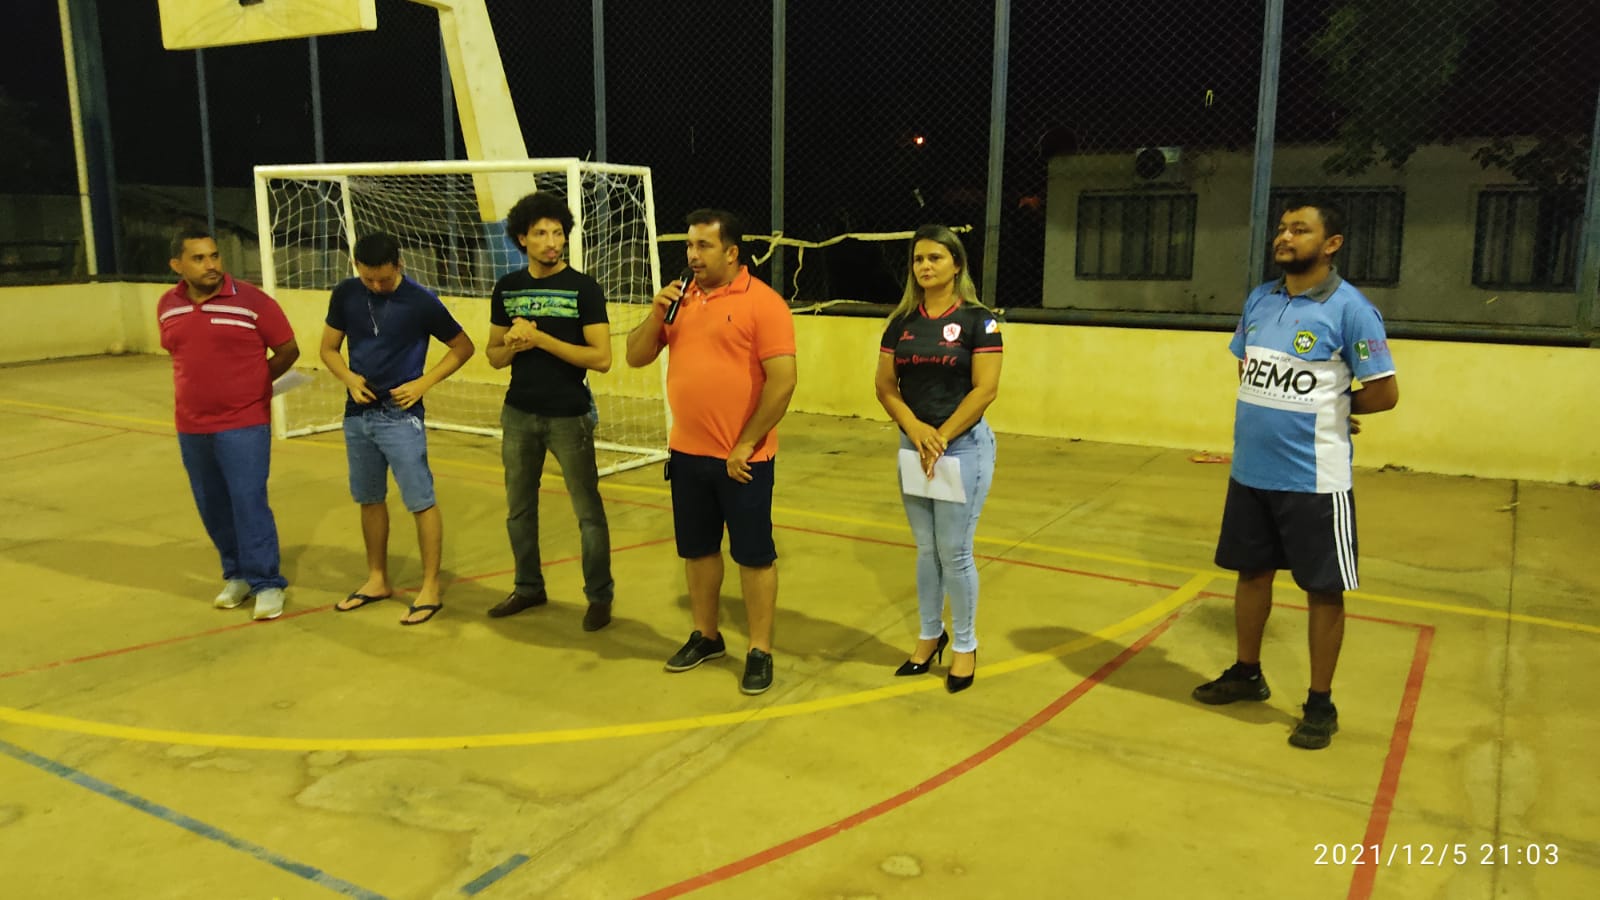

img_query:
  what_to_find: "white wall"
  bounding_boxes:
[4,282,1597,484]
[1044,142,1586,327]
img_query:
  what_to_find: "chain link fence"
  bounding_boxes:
[602,6,773,276]
[1010,0,1264,318]
[3,0,87,282]
[1268,0,1599,331]
[780,1,993,305]
[7,0,1599,337]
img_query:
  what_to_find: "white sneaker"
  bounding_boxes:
[252,587,286,621]
[214,579,251,609]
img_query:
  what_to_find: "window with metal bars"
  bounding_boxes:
[1075,191,1196,280]
[1471,189,1582,291]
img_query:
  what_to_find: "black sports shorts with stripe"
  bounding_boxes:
[1214,478,1358,593]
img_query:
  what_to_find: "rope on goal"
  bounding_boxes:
[655,225,975,311]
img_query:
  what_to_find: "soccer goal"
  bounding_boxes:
[254,158,670,476]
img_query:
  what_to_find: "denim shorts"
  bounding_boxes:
[667,451,777,566]
[343,404,436,512]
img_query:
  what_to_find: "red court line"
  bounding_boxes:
[778,522,1210,592]
[0,431,124,462]
[1348,625,1435,900]
[10,409,171,438]
[639,599,1437,898]
[636,603,1195,900]
[0,538,676,681]
[0,606,329,681]
[1268,600,1440,630]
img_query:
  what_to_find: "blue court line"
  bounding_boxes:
[460,854,531,895]
[0,738,387,899]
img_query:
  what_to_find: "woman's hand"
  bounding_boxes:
[906,421,945,474]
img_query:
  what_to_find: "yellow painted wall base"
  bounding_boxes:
[4,284,1596,484]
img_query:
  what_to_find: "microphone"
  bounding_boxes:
[664,267,693,324]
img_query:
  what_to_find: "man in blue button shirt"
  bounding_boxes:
[1193,198,1399,750]
[320,233,475,625]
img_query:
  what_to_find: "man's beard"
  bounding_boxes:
[1276,253,1316,275]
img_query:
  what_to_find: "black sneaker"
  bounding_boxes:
[1289,703,1339,750]
[664,630,726,672]
[488,591,547,618]
[1192,664,1271,705]
[740,649,774,695]
[582,602,612,632]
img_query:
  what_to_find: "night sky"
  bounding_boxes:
[4,0,1597,296]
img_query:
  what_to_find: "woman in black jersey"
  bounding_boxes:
[874,225,1003,693]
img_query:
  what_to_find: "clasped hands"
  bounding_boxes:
[504,318,542,353]
[906,421,947,476]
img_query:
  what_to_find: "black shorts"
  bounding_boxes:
[667,451,777,566]
[1214,478,1358,593]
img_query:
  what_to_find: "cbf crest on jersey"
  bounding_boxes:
[1293,330,1317,354]
[943,322,962,342]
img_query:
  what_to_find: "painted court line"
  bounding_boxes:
[1348,625,1435,900]
[0,565,1209,752]
[635,589,1438,899]
[0,538,675,684]
[0,398,172,432]
[459,854,531,896]
[0,430,124,462]
[0,737,386,900]
[8,396,1595,636]
[0,605,329,681]
[635,584,1203,899]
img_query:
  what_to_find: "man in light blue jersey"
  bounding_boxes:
[1193,197,1399,750]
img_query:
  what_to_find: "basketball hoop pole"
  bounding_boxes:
[56,0,98,276]
[155,0,529,225]
[408,1,529,222]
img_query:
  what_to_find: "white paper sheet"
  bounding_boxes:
[898,448,966,502]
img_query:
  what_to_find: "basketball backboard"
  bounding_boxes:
[158,0,377,50]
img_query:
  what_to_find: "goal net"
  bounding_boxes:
[254,159,669,475]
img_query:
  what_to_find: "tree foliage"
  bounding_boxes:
[1308,0,1492,176]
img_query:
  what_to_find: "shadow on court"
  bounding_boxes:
[1009,622,1297,727]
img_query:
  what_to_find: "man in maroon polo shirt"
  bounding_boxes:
[158,229,300,620]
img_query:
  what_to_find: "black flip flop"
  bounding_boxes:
[400,602,443,626]
[337,591,391,612]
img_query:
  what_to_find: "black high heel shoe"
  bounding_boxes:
[894,631,949,676]
[946,651,976,693]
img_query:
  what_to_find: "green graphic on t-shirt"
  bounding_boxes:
[503,289,580,319]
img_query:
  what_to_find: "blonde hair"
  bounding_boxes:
[887,224,989,322]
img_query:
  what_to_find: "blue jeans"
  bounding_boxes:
[899,419,996,653]
[176,424,287,593]
[342,404,437,512]
[501,405,613,604]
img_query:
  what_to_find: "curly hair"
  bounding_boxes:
[505,192,576,254]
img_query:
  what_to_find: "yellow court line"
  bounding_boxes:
[0,576,1211,751]
[1343,589,1600,635]
[9,397,1598,637]
[0,397,172,430]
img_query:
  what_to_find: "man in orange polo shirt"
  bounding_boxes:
[626,209,797,695]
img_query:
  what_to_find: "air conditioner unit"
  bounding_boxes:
[1133,146,1183,182]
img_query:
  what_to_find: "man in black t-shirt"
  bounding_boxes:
[485,192,616,630]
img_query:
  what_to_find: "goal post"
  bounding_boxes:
[254,158,671,476]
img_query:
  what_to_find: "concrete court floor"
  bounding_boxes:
[0,354,1594,900]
